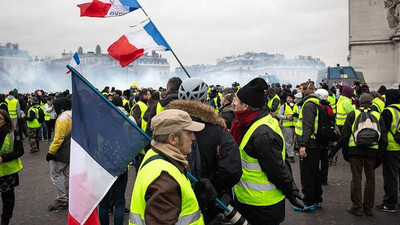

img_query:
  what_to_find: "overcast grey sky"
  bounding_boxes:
[1,0,349,70]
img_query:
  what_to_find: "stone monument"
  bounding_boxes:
[349,0,400,89]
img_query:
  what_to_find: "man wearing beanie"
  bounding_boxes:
[375,89,400,213]
[230,78,303,225]
[339,93,387,216]
[329,84,356,164]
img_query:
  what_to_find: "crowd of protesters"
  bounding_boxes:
[0,77,399,225]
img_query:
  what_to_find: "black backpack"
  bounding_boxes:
[388,105,400,144]
[37,106,45,124]
[312,102,336,147]
[352,108,381,147]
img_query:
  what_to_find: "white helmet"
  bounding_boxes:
[178,78,208,101]
[315,89,329,100]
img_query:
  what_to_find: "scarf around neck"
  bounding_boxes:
[151,140,188,167]
[230,110,260,145]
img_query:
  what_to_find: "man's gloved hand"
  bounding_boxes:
[46,153,56,162]
[287,191,304,209]
[193,178,217,209]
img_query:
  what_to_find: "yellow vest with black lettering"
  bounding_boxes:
[156,102,164,114]
[130,149,204,225]
[295,97,319,138]
[386,104,400,151]
[372,97,385,114]
[282,103,297,127]
[327,94,336,114]
[0,132,23,177]
[5,98,18,119]
[348,108,380,149]
[234,115,286,206]
[268,94,281,114]
[26,106,42,128]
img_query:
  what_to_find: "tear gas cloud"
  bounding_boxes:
[0,59,321,94]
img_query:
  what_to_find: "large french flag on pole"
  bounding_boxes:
[67,65,151,225]
[77,0,141,18]
[108,21,171,67]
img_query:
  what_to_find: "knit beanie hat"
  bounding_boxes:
[222,88,235,102]
[385,89,400,106]
[237,78,268,108]
[31,97,39,104]
[341,85,354,98]
[12,88,18,94]
[359,93,373,106]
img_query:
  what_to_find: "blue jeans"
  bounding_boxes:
[99,171,128,225]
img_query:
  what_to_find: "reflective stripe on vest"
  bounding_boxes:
[372,98,385,114]
[234,115,285,206]
[386,104,400,151]
[336,96,352,126]
[130,149,204,225]
[295,98,319,138]
[26,106,41,128]
[348,108,380,149]
[0,132,23,176]
[282,103,297,127]
[156,102,164,114]
[5,98,18,119]
[268,95,281,114]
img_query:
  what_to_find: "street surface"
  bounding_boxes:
[2,140,399,224]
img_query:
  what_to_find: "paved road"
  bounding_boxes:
[2,140,399,224]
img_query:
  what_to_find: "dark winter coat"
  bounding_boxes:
[219,103,235,129]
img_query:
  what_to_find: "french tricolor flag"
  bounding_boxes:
[66,52,80,74]
[67,65,150,225]
[107,21,171,67]
[77,0,141,18]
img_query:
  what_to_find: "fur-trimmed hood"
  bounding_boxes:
[166,100,226,127]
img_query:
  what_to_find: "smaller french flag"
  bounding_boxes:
[107,21,171,67]
[66,53,80,74]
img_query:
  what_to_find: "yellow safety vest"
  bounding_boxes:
[5,98,18,119]
[386,104,400,151]
[234,115,286,206]
[0,102,7,110]
[268,95,281,114]
[327,94,337,114]
[122,98,130,110]
[295,97,319,138]
[44,104,51,121]
[130,149,204,225]
[26,106,42,128]
[0,132,23,177]
[136,101,148,131]
[282,103,298,127]
[336,95,352,126]
[156,102,164,115]
[348,108,380,149]
[372,98,385,114]
[213,97,220,113]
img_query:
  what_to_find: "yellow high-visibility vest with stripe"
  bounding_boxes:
[5,98,18,119]
[386,104,400,151]
[327,94,337,114]
[268,94,281,114]
[136,101,148,131]
[0,132,23,177]
[130,149,204,225]
[336,95,352,126]
[234,115,286,206]
[348,108,380,149]
[26,106,42,128]
[372,97,385,114]
[282,103,298,127]
[295,97,319,138]
[44,104,51,121]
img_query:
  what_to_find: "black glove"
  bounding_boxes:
[193,178,218,209]
[213,193,231,214]
[46,153,56,162]
[288,191,304,209]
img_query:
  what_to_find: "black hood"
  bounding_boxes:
[54,97,72,115]
[385,89,400,107]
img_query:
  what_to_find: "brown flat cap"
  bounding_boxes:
[151,109,205,135]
